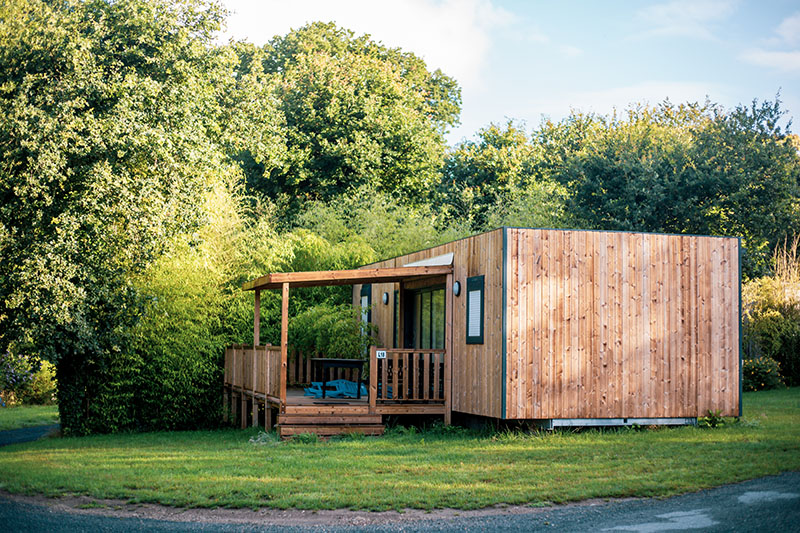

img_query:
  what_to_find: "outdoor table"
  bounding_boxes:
[310,358,367,399]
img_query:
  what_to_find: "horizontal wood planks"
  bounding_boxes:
[506,229,740,419]
[356,229,504,418]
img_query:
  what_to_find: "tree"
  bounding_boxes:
[549,100,800,275]
[440,121,573,230]
[239,22,461,212]
[0,0,233,433]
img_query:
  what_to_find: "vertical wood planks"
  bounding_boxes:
[503,229,739,420]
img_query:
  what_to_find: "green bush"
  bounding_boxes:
[290,304,378,359]
[17,360,57,405]
[0,351,35,406]
[742,356,784,392]
[742,237,800,386]
[744,309,800,386]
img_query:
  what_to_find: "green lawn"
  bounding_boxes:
[0,389,798,511]
[0,405,59,431]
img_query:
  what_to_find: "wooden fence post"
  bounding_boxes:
[252,347,258,427]
[280,282,289,413]
[240,347,247,429]
[369,346,377,414]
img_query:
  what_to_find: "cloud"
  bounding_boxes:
[741,50,800,72]
[217,0,513,89]
[776,12,800,46]
[635,0,738,40]
[741,11,800,72]
[560,45,583,58]
[527,81,725,119]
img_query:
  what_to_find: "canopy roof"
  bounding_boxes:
[242,265,453,291]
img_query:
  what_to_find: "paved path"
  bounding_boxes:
[0,424,59,447]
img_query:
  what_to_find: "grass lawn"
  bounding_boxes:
[0,389,798,511]
[0,405,59,431]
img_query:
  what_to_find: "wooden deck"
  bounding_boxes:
[224,347,449,437]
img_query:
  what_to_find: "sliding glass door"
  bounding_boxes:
[403,286,445,349]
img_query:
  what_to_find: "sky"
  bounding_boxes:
[218,0,800,146]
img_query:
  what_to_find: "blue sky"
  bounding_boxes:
[219,0,800,145]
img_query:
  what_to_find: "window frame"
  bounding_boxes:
[360,284,372,324]
[466,275,485,344]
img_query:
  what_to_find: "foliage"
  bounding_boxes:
[441,122,538,229]
[698,409,726,428]
[485,179,576,230]
[290,304,378,360]
[0,351,35,406]
[296,186,468,261]
[743,236,800,385]
[549,99,800,277]
[743,356,784,392]
[0,353,55,406]
[119,180,290,431]
[241,22,461,213]
[0,388,798,510]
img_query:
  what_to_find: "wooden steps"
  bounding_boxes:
[283,404,370,415]
[277,412,384,438]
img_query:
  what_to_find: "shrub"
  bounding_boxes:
[0,351,34,404]
[742,356,784,392]
[17,360,57,405]
[290,304,378,359]
[742,235,800,386]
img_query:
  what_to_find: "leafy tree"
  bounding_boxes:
[550,100,800,275]
[485,180,575,230]
[0,0,233,434]
[691,100,800,274]
[440,121,576,230]
[240,22,461,212]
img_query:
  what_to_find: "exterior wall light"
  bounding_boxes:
[453,280,461,297]
[382,292,389,305]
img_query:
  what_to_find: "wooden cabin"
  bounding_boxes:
[225,227,741,436]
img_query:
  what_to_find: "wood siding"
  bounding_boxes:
[355,229,504,418]
[506,229,740,419]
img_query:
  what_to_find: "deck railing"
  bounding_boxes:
[224,344,282,403]
[225,344,452,425]
[369,348,450,405]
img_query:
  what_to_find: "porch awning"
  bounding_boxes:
[242,265,453,291]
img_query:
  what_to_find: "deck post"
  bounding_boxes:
[445,273,454,425]
[240,347,247,429]
[223,347,229,423]
[280,282,289,413]
[369,346,377,414]
[253,289,261,346]
[252,347,258,427]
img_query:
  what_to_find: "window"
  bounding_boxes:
[466,275,484,344]
[393,290,399,348]
[360,284,371,325]
[407,286,445,349]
